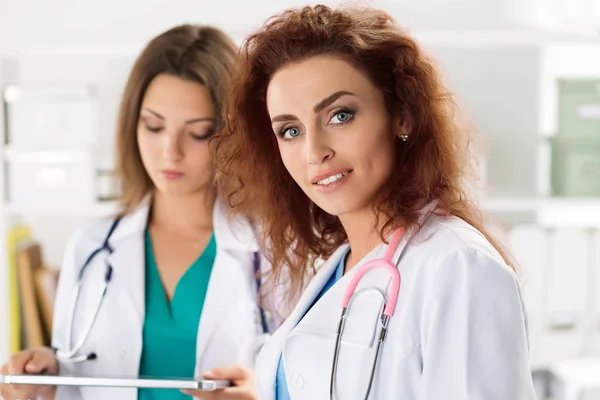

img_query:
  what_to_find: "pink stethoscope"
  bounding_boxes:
[329,229,405,400]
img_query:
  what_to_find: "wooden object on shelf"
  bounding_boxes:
[6,224,31,353]
[16,241,52,347]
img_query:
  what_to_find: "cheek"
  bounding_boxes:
[136,131,154,166]
[278,144,304,183]
[352,125,396,175]
[188,142,212,171]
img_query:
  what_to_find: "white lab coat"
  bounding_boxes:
[51,198,269,400]
[255,208,537,399]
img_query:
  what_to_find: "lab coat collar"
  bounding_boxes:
[103,197,150,329]
[107,196,151,242]
[255,243,349,400]
[108,195,260,252]
[255,238,403,400]
[213,200,260,252]
[255,202,439,400]
[103,194,261,341]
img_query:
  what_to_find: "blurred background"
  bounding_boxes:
[0,0,599,397]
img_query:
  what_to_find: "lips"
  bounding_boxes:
[311,169,352,185]
[162,170,184,179]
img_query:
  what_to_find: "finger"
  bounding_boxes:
[2,385,36,400]
[6,350,38,397]
[182,387,254,400]
[202,364,251,381]
[182,388,211,398]
[25,350,54,374]
[7,350,35,374]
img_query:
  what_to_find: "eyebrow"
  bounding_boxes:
[313,91,354,113]
[270,90,355,123]
[141,108,215,124]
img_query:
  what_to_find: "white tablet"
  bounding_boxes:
[0,374,231,391]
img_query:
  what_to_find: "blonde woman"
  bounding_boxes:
[0,24,273,400]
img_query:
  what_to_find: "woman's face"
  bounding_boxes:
[137,73,215,197]
[266,55,407,218]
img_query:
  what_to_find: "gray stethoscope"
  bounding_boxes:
[329,229,408,400]
[53,217,122,363]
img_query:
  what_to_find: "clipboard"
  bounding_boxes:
[0,374,231,391]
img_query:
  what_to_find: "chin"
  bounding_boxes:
[312,198,363,218]
[155,184,199,197]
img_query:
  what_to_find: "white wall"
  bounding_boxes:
[0,58,19,370]
[2,0,600,369]
[430,46,542,197]
[2,0,597,55]
[15,55,136,169]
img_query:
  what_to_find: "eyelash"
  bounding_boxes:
[191,130,215,141]
[145,125,162,133]
[329,107,355,125]
[144,124,215,140]
[277,107,356,141]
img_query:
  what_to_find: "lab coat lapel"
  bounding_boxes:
[193,245,237,364]
[194,201,258,366]
[255,244,349,400]
[257,229,417,400]
[280,243,393,400]
[105,201,150,331]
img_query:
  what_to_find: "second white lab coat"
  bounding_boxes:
[255,208,537,399]
[51,198,269,400]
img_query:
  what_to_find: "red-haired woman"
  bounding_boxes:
[205,5,536,400]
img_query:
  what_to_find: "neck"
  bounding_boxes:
[150,190,214,237]
[339,209,387,273]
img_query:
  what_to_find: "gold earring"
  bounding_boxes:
[400,134,409,142]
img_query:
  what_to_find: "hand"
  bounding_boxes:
[181,364,257,400]
[0,347,58,400]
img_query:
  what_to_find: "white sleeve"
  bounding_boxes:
[419,248,537,400]
[50,230,81,350]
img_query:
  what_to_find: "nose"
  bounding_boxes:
[164,131,184,162]
[306,128,334,165]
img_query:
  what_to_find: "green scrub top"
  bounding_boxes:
[138,229,216,400]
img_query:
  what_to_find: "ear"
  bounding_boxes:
[393,114,413,141]
[393,114,412,141]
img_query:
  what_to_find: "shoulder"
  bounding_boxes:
[213,200,261,252]
[417,213,503,260]
[412,212,510,272]
[406,212,519,304]
[65,215,118,255]
[65,201,147,260]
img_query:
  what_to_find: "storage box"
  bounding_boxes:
[550,136,600,197]
[5,150,96,211]
[557,79,600,138]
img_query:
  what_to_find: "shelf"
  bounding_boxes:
[1,200,120,217]
[2,197,599,225]
[482,197,539,213]
[483,197,600,227]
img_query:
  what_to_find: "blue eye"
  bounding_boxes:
[330,109,354,124]
[281,126,302,140]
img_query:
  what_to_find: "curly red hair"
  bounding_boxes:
[212,5,511,305]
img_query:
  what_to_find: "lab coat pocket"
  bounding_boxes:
[282,291,384,400]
